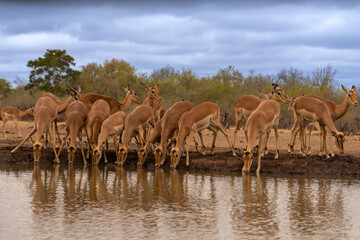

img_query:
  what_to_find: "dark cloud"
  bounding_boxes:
[0,0,360,85]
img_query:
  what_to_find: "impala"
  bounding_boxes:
[233,83,288,148]
[117,83,163,166]
[92,111,127,165]
[170,101,236,169]
[290,96,347,158]
[40,87,80,145]
[141,83,162,121]
[88,99,111,164]
[56,101,90,165]
[137,118,162,167]
[154,100,198,168]
[1,106,34,137]
[79,85,141,114]
[242,99,281,173]
[11,96,60,163]
[288,85,357,156]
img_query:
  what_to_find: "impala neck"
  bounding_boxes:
[334,96,350,121]
[57,97,74,113]
[19,109,33,118]
[119,93,132,111]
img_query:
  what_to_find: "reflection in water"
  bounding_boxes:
[1,165,360,239]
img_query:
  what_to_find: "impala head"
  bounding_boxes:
[287,97,297,111]
[332,131,347,154]
[271,83,288,103]
[92,146,103,165]
[242,150,253,173]
[124,85,142,104]
[258,89,270,100]
[141,83,163,101]
[154,146,164,168]
[342,85,358,107]
[31,137,44,164]
[67,75,81,100]
[27,107,35,116]
[137,147,149,167]
[170,147,181,169]
[67,145,77,165]
[117,145,129,166]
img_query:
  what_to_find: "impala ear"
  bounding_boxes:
[141,82,150,89]
[341,84,348,92]
[351,85,356,91]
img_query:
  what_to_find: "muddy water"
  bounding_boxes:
[1,165,360,240]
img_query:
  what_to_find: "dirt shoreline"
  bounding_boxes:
[1,121,360,176]
[1,145,360,176]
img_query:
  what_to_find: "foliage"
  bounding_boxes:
[5,57,360,132]
[25,49,80,95]
[0,78,12,96]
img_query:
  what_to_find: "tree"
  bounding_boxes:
[25,49,80,94]
[0,78,12,96]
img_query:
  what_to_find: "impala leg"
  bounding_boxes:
[327,128,334,157]
[185,131,195,167]
[1,117,7,137]
[103,140,108,164]
[319,126,324,156]
[79,132,87,165]
[11,127,37,153]
[274,126,279,159]
[57,129,69,158]
[256,134,264,174]
[299,124,306,157]
[197,131,206,155]
[214,122,236,156]
[210,128,218,155]
[264,129,270,155]
[289,122,298,154]
[306,124,314,154]
[193,135,199,152]
[86,124,93,159]
[160,143,168,166]
[14,119,21,137]
[49,127,60,164]
[113,135,119,164]
[322,126,330,158]
[233,114,242,148]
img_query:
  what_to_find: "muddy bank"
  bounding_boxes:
[2,145,360,176]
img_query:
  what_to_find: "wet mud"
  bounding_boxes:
[2,145,360,176]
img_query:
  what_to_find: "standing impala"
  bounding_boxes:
[11,96,60,163]
[242,99,280,174]
[154,100,199,168]
[56,101,90,165]
[1,106,34,137]
[79,85,141,114]
[11,89,79,163]
[170,101,236,169]
[233,83,288,148]
[141,83,162,121]
[92,111,127,165]
[117,83,163,166]
[89,99,111,164]
[288,85,357,156]
[289,96,347,158]
[137,118,163,167]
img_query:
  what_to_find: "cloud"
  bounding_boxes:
[0,0,360,86]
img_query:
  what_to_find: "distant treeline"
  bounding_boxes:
[1,59,359,131]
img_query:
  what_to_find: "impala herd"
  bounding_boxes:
[0,81,357,173]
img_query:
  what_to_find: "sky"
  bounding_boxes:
[1,0,360,86]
